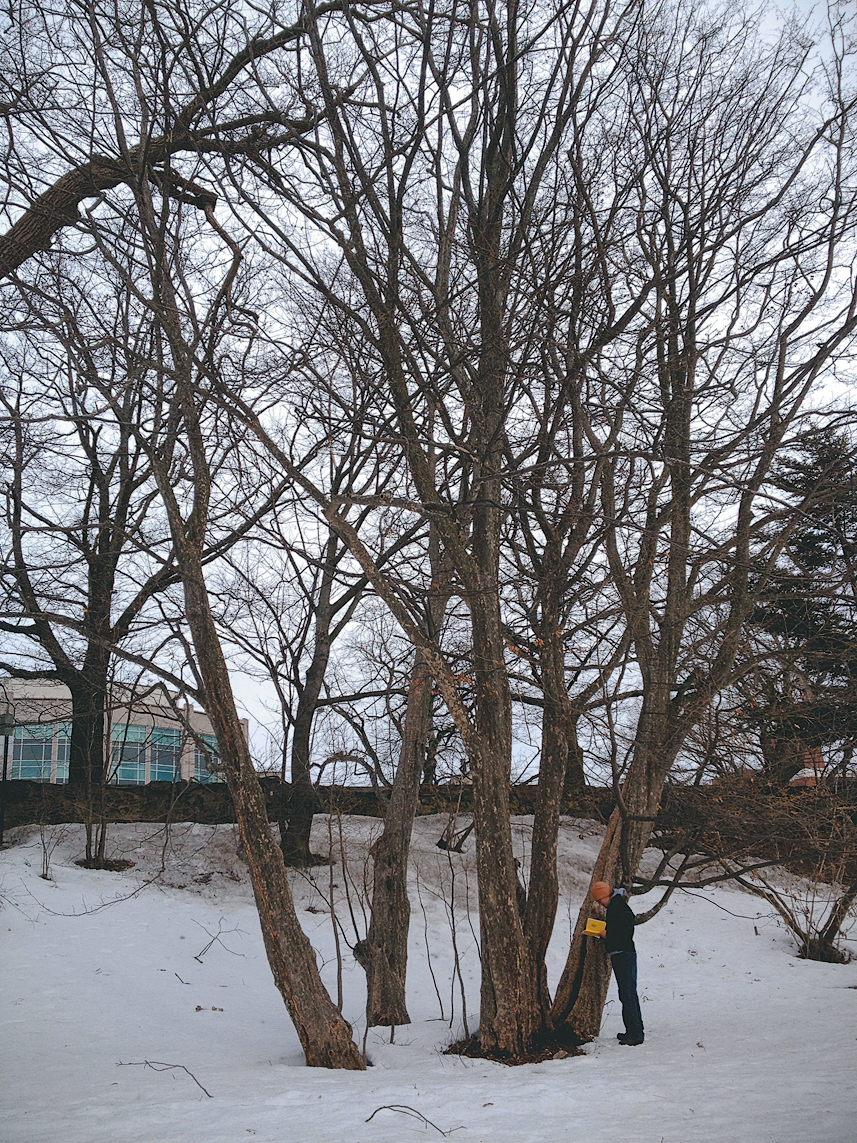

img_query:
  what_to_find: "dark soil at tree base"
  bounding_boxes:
[445,1032,586,1066]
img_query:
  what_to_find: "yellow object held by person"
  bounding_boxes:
[584,918,606,936]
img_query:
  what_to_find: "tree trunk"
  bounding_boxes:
[524,629,569,1025]
[812,873,857,962]
[278,768,318,865]
[279,532,345,866]
[176,537,365,1068]
[551,704,671,1041]
[355,648,433,1025]
[564,716,586,801]
[278,655,325,866]
[65,664,111,865]
[550,808,621,1041]
[469,588,539,1055]
[146,234,364,1065]
[356,523,450,1025]
[66,672,108,793]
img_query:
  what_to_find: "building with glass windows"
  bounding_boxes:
[0,679,243,785]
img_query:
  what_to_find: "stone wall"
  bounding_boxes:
[0,778,612,828]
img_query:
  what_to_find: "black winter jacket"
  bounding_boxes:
[605,890,636,954]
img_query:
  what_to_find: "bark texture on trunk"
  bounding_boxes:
[550,808,621,1041]
[356,530,449,1026]
[66,671,109,793]
[147,238,364,1066]
[278,772,318,866]
[278,638,328,866]
[355,650,433,1025]
[65,664,112,865]
[178,542,365,1069]
[0,157,127,277]
[564,718,586,800]
[551,704,671,1041]
[469,585,539,1055]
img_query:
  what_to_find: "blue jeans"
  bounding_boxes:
[609,950,644,1041]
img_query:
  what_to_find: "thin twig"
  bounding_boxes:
[192,917,246,962]
[365,1104,454,1135]
[415,866,445,1020]
[118,1060,212,1098]
[327,813,344,1011]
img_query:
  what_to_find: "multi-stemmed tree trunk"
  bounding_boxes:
[250,0,651,1058]
[4,0,857,1068]
[249,0,554,1056]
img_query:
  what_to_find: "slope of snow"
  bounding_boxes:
[1,816,855,1143]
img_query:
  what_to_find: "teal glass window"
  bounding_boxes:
[150,727,180,782]
[194,734,221,783]
[55,722,70,783]
[111,724,147,785]
[11,723,54,781]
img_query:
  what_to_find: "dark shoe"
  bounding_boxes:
[617,1034,644,1046]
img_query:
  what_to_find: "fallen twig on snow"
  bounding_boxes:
[117,1059,212,1098]
[192,916,246,962]
[365,1104,458,1135]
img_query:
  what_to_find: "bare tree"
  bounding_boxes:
[120,198,364,1068]
[3,0,856,1065]
[0,271,203,860]
[0,0,366,1068]
[551,1,857,1041]
[0,0,350,275]
[209,0,660,1059]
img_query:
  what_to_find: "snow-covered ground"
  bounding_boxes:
[1,815,855,1143]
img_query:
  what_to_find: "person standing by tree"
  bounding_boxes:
[590,882,644,1046]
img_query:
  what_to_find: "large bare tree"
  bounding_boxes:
[0,0,367,1068]
[210,0,653,1055]
[551,1,857,1041]
[3,0,856,1066]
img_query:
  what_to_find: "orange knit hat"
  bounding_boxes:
[591,881,611,899]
